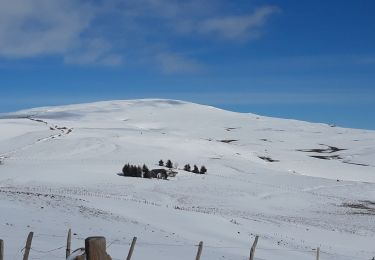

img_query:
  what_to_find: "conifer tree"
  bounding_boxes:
[192,165,199,173]
[144,171,152,179]
[130,165,137,177]
[136,166,142,178]
[200,165,207,174]
[159,160,164,166]
[184,164,191,172]
[122,163,130,176]
[142,164,149,175]
[166,159,173,168]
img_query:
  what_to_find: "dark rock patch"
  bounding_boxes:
[309,155,342,160]
[297,145,346,154]
[258,156,279,162]
[342,201,375,215]
[218,139,238,144]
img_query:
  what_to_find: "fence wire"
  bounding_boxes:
[4,232,375,260]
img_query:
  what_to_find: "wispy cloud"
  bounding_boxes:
[0,0,93,57]
[0,0,280,71]
[198,6,281,40]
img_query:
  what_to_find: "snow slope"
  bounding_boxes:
[0,99,374,260]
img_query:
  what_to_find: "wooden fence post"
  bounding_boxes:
[126,237,137,260]
[66,229,72,258]
[249,236,259,260]
[0,239,4,260]
[85,236,112,260]
[316,247,320,260]
[195,241,203,260]
[23,232,33,260]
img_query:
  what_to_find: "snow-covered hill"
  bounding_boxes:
[0,99,374,260]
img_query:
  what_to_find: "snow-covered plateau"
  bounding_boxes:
[0,99,374,260]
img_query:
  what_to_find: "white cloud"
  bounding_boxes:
[116,1,280,40]
[0,0,280,70]
[198,6,281,40]
[0,0,93,57]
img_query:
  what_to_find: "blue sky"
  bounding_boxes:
[0,0,374,129]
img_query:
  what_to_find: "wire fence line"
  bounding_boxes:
[30,245,65,254]
[2,230,374,260]
[11,245,25,260]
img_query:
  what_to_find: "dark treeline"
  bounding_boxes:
[183,164,207,174]
[159,159,207,174]
[121,160,207,180]
[158,159,173,168]
[122,163,169,180]
[122,163,144,178]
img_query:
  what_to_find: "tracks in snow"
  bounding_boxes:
[0,117,73,161]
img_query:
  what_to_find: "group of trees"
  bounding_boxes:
[122,160,208,180]
[158,159,207,174]
[122,163,152,178]
[183,164,207,174]
[158,159,173,168]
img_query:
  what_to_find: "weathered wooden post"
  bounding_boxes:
[249,236,259,260]
[66,229,72,258]
[23,232,34,260]
[0,239,4,260]
[85,236,112,260]
[195,241,203,260]
[76,255,85,260]
[126,237,137,260]
[316,247,320,260]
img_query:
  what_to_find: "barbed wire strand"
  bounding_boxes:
[30,245,65,253]
[7,233,374,260]
[107,239,121,249]
[13,245,25,260]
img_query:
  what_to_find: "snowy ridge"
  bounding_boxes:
[0,99,374,260]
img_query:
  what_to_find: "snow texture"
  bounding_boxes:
[0,99,374,260]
